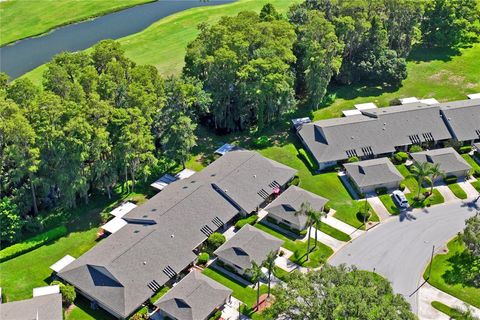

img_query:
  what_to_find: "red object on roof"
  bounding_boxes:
[273,187,280,194]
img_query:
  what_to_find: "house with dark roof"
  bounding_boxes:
[57,150,296,319]
[214,224,283,276]
[264,186,328,231]
[154,270,232,320]
[0,291,62,320]
[344,158,404,194]
[411,147,472,181]
[440,99,480,144]
[298,103,452,170]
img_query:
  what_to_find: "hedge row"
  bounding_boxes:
[0,226,68,262]
[234,215,258,229]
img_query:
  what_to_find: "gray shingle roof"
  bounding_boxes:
[265,186,327,226]
[298,103,452,164]
[411,147,472,174]
[440,99,480,141]
[58,150,296,318]
[0,293,62,320]
[155,270,232,320]
[344,158,404,188]
[214,224,283,270]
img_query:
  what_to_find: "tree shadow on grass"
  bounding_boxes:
[407,45,462,63]
[442,250,479,287]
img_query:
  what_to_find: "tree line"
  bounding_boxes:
[184,0,480,131]
[0,40,205,244]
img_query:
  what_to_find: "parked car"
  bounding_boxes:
[392,190,409,209]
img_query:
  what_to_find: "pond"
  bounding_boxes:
[0,0,234,79]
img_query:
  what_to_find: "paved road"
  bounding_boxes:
[329,200,479,314]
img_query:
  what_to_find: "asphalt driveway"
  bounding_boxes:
[329,200,479,313]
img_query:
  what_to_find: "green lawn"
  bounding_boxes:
[317,222,351,241]
[0,228,99,302]
[424,237,480,308]
[471,180,480,192]
[406,188,445,208]
[313,44,480,120]
[254,222,333,268]
[431,301,468,320]
[202,267,267,308]
[462,154,480,172]
[66,296,115,320]
[448,183,468,200]
[378,194,401,215]
[21,0,300,85]
[0,0,152,46]
[395,164,419,195]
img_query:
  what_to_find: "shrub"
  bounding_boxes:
[197,252,210,265]
[473,169,480,178]
[206,233,226,252]
[323,204,331,213]
[399,183,406,191]
[51,280,76,306]
[209,310,222,320]
[375,187,388,195]
[278,250,285,257]
[444,175,458,185]
[289,175,300,186]
[409,145,423,153]
[347,156,359,163]
[235,215,258,229]
[223,264,236,273]
[459,145,472,154]
[0,226,68,262]
[251,135,270,148]
[393,152,408,164]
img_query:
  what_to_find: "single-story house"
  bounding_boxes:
[264,186,328,231]
[214,224,283,276]
[441,99,480,144]
[57,150,296,319]
[0,288,62,320]
[154,270,232,320]
[297,103,452,170]
[343,158,404,194]
[411,147,472,181]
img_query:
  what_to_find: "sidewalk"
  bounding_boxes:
[435,185,458,203]
[458,179,479,199]
[310,227,345,251]
[367,196,391,222]
[418,282,480,320]
[322,210,365,239]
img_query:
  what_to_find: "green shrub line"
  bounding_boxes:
[471,180,480,192]
[235,215,258,230]
[0,226,68,263]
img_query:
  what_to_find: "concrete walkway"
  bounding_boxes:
[367,196,391,221]
[311,227,345,251]
[435,185,458,202]
[323,210,365,239]
[458,179,479,199]
[275,248,305,272]
[418,282,480,320]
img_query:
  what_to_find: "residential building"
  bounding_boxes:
[297,98,480,171]
[214,224,283,276]
[154,270,232,320]
[411,147,472,181]
[264,185,328,231]
[55,150,296,319]
[0,287,62,320]
[344,158,404,194]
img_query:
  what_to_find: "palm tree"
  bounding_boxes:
[410,161,433,199]
[264,250,277,298]
[247,261,264,310]
[312,209,327,249]
[428,163,445,195]
[296,202,313,261]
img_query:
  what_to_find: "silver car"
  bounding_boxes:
[392,190,409,209]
